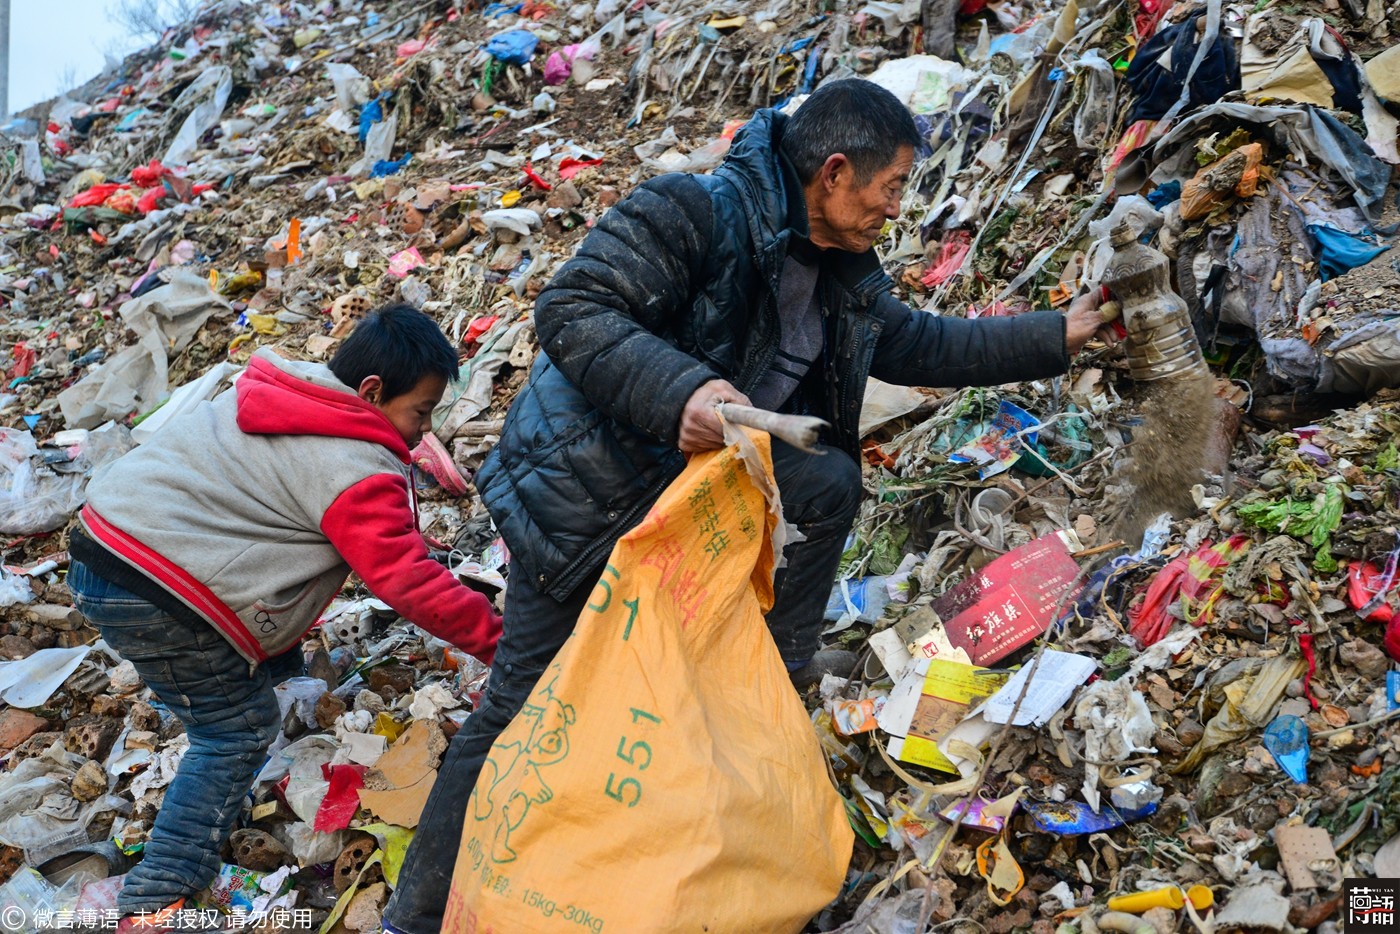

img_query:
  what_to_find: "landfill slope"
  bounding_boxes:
[0,0,1396,931]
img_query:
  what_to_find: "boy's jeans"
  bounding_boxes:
[68,561,302,916]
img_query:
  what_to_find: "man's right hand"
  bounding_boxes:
[678,379,750,452]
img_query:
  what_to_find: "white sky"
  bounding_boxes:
[10,0,146,113]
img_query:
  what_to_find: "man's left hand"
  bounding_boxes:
[1064,291,1117,355]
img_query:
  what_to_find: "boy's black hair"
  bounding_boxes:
[329,303,460,401]
[779,79,922,185]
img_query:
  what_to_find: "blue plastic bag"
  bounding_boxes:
[358,92,390,143]
[371,154,412,178]
[486,29,538,65]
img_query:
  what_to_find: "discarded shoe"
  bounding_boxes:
[411,432,470,496]
[789,649,860,692]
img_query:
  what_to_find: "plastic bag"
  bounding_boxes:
[58,270,230,429]
[486,29,539,65]
[0,429,86,535]
[444,428,852,933]
[325,63,372,112]
[351,113,398,178]
[163,66,233,165]
[1073,51,1117,149]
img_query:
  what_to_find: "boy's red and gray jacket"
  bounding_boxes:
[78,349,500,668]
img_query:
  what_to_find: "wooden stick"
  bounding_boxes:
[716,403,829,454]
[1076,539,1127,558]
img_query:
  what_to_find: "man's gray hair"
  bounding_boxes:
[779,79,922,185]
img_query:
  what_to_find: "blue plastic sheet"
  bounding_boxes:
[486,29,539,65]
[1147,180,1182,208]
[1306,224,1390,280]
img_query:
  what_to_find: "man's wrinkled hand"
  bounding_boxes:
[678,379,750,452]
[1065,290,1117,354]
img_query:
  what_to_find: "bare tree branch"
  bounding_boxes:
[107,0,204,41]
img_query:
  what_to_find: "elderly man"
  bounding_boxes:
[383,78,1103,932]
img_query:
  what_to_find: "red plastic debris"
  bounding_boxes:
[558,157,604,180]
[921,231,973,287]
[130,160,172,188]
[313,763,367,832]
[463,315,501,346]
[522,163,552,191]
[10,343,36,379]
[68,183,125,209]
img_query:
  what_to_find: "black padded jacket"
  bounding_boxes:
[477,108,1070,602]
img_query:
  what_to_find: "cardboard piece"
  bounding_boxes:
[1275,823,1338,890]
[867,627,915,679]
[895,606,974,666]
[929,531,1082,665]
[357,720,445,829]
[1367,44,1400,101]
[879,659,1008,772]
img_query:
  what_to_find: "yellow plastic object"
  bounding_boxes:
[374,712,406,742]
[444,428,853,933]
[246,313,287,336]
[1108,886,1185,913]
[1107,885,1214,913]
[499,190,521,207]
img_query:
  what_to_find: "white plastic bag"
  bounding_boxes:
[1073,51,1118,149]
[325,63,371,112]
[164,66,233,165]
[0,429,85,535]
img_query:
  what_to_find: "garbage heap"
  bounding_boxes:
[0,0,1394,930]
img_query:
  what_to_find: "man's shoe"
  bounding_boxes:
[789,649,860,692]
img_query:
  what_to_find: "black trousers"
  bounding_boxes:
[382,439,862,933]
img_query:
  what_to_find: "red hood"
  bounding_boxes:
[235,352,410,463]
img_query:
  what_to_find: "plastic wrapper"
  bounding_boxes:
[1023,799,1159,833]
[206,863,293,913]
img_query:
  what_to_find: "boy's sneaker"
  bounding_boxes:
[115,899,184,933]
[411,433,470,496]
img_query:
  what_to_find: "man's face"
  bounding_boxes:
[810,145,915,253]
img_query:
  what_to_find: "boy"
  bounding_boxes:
[67,304,501,927]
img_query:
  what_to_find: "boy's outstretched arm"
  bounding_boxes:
[322,473,502,664]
